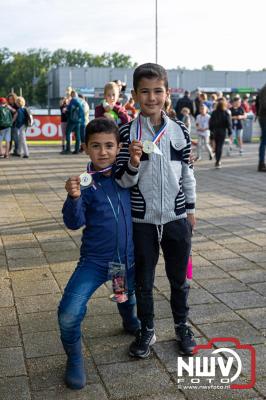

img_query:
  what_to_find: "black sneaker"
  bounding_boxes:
[175,323,196,356]
[129,327,156,358]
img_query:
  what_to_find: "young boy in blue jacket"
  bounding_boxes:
[58,118,139,390]
[116,63,197,358]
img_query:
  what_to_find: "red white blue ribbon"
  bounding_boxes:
[87,163,113,175]
[136,115,167,144]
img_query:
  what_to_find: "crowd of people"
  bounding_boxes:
[0,93,31,159]
[58,84,266,171]
[59,82,138,155]
[174,90,256,168]
[1,78,265,172]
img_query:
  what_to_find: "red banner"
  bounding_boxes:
[26,115,62,140]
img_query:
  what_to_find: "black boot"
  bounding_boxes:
[258,162,266,172]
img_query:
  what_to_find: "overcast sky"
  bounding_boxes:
[1,0,265,71]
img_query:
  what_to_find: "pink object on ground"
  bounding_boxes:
[187,256,193,279]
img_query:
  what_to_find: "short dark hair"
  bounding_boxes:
[85,118,119,145]
[133,63,168,91]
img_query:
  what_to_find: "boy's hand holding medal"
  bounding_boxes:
[129,139,143,167]
[65,176,81,199]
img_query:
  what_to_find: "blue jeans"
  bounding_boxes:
[58,258,136,344]
[80,123,85,145]
[66,122,80,152]
[258,117,266,163]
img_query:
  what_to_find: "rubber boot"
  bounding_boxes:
[117,294,140,334]
[62,339,86,390]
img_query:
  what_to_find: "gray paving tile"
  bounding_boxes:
[197,249,237,261]
[215,291,266,309]
[10,267,54,282]
[83,313,124,338]
[198,320,265,345]
[31,384,108,400]
[193,266,230,280]
[40,240,78,252]
[198,278,249,293]
[248,282,266,296]
[213,258,257,271]
[45,250,80,264]
[229,269,266,284]
[0,347,26,377]
[23,330,64,358]
[12,279,60,297]
[27,355,100,391]
[6,247,44,259]
[19,311,59,334]
[235,308,266,329]
[0,325,21,348]
[16,293,62,314]
[0,307,17,326]
[0,376,31,400]
[8,257,49,270]
[98,359,178,400]
[189,303,241,324]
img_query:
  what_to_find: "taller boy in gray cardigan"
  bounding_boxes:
[115,63,197,358]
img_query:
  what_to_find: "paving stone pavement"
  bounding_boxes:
[0,144,265,400]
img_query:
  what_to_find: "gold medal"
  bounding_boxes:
[143,140,155,154]
[79,172,92,187]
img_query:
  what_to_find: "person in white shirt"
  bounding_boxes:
[195,104,213,161]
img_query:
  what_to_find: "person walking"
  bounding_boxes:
[15,96,30,158]
[256,85,266,172]
[209,98,232,168]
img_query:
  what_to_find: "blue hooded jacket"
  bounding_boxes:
[62,167,134,268]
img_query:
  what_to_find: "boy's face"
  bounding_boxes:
[84,132,120,170]
[105,88,119,106]
[132,78,169,119]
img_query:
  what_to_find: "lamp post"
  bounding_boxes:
[155,0,158,63]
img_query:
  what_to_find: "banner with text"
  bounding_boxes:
[26,116,62,140]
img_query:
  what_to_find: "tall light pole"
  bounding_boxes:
[155,0,158,63]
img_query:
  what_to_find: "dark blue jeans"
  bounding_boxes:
[80,123,85,145]
[66,122,80,152]
[258,117,266,163]
[10,127,19,153]
[58,258,136,344]
[133,219,191,328]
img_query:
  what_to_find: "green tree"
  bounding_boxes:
[0,48,137,106]
[202,64,214,71]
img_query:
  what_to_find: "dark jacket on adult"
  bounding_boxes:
[209,110,232,135]
[174,95,194,120]
[209,109,232,163]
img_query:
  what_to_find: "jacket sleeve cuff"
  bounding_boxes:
[126,159,139,175]
[186,203,195,214]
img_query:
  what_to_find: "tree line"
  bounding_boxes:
[0,48,137,106]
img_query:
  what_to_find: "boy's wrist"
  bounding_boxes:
[127,159,139,173]
[68,194,81,201]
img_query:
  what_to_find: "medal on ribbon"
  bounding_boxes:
[79,164,113,187]
[136,115,167,156]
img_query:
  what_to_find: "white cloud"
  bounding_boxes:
[1,0,266,70]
